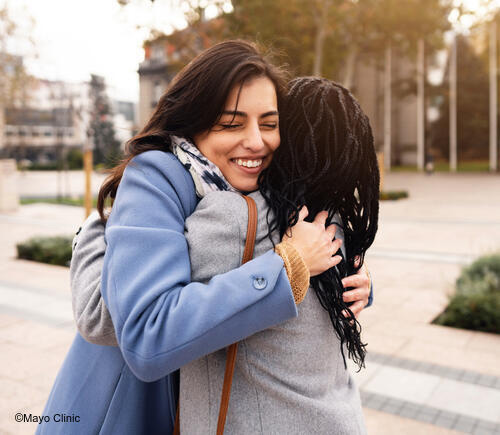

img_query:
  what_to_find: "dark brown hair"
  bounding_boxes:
[97,39,287,219]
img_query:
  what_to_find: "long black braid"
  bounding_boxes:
[259,77,380,370]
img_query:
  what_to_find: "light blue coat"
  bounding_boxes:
[37,151,298,434]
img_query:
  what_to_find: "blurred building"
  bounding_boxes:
[138,26,421,167]
[138,19,224,128]
[0,75,137,164]
[137,38,174,130]
[353,54,419,166]
[112,99,137,145]
[0,53,26,154]
[1,80,88,163]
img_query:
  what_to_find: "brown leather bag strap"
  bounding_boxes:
[173,403,180,435]
[174,195,258,435]
[216,342,238,434]
[241,195,258,264]
[216,195,257,435]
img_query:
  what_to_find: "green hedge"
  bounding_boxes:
[434,254,500,333]
[380,190,409,201]
[16,236,73,267]
[391,161,490,172]
[22,162,60,171]
[20,150,84,171]
[21,197,98,207]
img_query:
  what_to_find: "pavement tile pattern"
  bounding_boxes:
[361,388,500,434]
[366,352,500,390]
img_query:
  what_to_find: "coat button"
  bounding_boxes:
[253,277,267,290]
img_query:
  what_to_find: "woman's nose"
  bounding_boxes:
[243,123,265,151]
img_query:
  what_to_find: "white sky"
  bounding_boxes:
[1,0,193,102]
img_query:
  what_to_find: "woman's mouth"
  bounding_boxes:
[232,158,263,168]
[230,157,266,174]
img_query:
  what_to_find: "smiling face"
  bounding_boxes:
[193,76,280,192]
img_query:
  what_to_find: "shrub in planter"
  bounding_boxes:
[16,236,73,267]
[380,190,409,201]
[456,254,500,295]
[434,254,500,333]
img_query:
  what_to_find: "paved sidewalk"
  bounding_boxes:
[354,172,500,434]
[1,172,500,434]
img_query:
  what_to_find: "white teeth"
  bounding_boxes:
[235,159,262,168]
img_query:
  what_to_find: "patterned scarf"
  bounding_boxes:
[171,135,239,198]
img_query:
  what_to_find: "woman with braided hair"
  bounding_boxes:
[40,41,377,434]
[260,77,379,369]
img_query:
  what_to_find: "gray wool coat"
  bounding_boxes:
[70,190,366,434]
[181,191,366,435]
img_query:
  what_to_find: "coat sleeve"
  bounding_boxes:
[367,279,374,307]
[102,151,298,382]
[70,211,118,346]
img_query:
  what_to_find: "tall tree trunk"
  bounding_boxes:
[313,0,330,76]
[449,33,457,172]
[384,43,392,170]
[343,46,358,89]
[490,20,498,172]
[417,38,425,171]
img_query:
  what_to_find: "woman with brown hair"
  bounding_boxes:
[37,40,368,435]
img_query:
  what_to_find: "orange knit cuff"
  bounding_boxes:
[274,241,310,305]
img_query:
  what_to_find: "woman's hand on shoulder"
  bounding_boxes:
[341,264,371,318]
[282,206,342,277]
